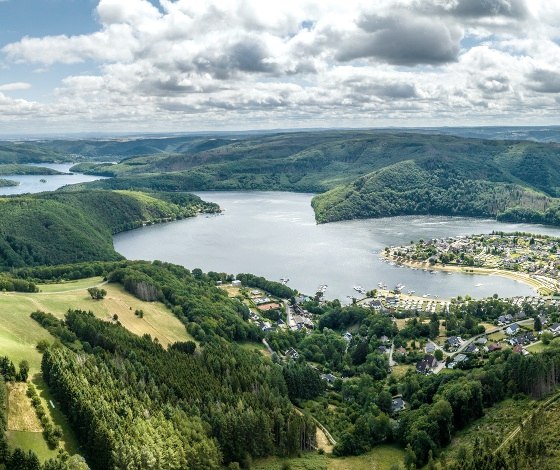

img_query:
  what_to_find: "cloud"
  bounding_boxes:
[0,0,559,131]
[335,12,462,65]
[528,69,560,93]
[0,82,31,91]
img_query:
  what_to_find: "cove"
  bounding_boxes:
[113,191,560,302]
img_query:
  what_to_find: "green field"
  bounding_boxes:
[254,445,405,470]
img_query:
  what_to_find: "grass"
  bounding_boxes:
[391,364,413,379]
[3,278,194,349]
[33,374,80,456]
[238,340,271,357]
[6,376,80,462]
[526,341,547,353]
[6,430,57,462]
[488,332,506,342]
[254,445,405,470]
[6,382,41,432]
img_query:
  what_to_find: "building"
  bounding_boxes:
[231,280,242,287]
[505,323,520,336]
[285,348,299,360]
[391,396,406,413]
[416,354,438,374]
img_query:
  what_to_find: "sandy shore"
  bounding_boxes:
[381,253,555,295]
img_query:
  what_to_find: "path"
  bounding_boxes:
[294,408,336,453]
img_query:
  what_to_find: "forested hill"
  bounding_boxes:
[51,131,560,225]
[0,190,218,268]
[311,158,560,224]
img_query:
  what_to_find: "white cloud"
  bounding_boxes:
[0,82,31,91]
[0,0,559,131]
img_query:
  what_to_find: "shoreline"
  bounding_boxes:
[380,253,556,296]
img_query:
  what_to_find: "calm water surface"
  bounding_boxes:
[114,192,560,302]
[0,163,103,195]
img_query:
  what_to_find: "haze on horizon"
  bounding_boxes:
[1,0,559,135]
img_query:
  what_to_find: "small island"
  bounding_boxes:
[0,179,19,187]
[384,232,560,295]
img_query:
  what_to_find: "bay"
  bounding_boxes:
[113,191,560,302]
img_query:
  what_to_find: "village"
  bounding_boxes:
[384,232,560,295]
[220,274,560,408]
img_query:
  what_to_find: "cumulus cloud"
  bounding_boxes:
[336,13,462,65]
[0,0,559,131]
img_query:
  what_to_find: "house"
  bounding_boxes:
[497,314,513,325]
[321,373,337,384]
[391,396,406,413]
[343,332,353,343]
[505,323,520,336]
[475,337,488,345]
[465,343,479,354]
[550,323,560,336]
[513,344,524,354]
[380,335,390,344]
[396,347,407,355]
[447,336,462,350]
[488,343,502,352]
[518,331,536,344]
[370,299,383,311]
[260,321,274,332]
[377,345,389,355]
[285,347,299,360]
[448,353,468,369]
[231,280,242,287]
[416,354,438,374]
[454,353,468,363]
[425,342,437,354]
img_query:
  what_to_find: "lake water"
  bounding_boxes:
[114,191,560,302]
[0,163,103,195]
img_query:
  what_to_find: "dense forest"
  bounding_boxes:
[0,190,218,268]
[33,308,317,470]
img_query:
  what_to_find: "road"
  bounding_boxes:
[450,318,534,358]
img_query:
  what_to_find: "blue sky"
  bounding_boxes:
[0,0,559,134]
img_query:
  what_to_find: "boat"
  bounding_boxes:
[407,290,415,295]
[39,178,47,183]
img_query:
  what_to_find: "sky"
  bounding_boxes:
[1,0,560,134]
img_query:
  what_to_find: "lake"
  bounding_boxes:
[0,163,103,195]
[114,191,560,302]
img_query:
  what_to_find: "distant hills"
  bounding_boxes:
[4,128,560,226]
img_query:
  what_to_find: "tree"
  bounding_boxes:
[87,287,107,300]
[434,349,443,361]
[542,331,553,345]
[534,315,542,332]
[376,390,393,414]
[18,360,29,382]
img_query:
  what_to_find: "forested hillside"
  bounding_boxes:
[28,259,320,470]
[0,191,218,268]
[311,158,560,224]
[50,131,560,225]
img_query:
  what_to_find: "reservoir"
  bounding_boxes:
[114,191,560,302]
[0,163,103,195]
